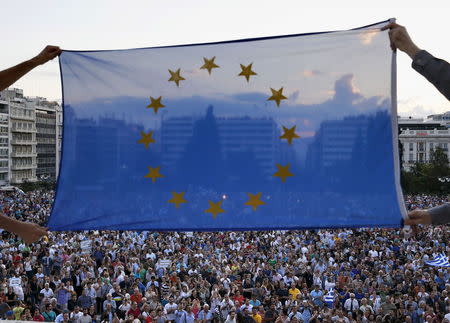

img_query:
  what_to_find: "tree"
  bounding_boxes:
[430,147,449,172]
[401,147,450,194]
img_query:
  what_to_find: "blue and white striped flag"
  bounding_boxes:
[425,254,450,267]
[324,289,335,308]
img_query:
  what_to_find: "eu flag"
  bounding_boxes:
[49,20,406,231]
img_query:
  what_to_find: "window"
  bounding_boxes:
[409,143,414,151]
[418,153,425,162]
[409,153,414,161]
[418,142,425,151]
[430,143,434,150]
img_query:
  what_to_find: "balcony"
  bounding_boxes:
[11,152,37,158]
[10,139,37,145]
[10,114,35,121]
[11,164,37,170]
[11,177,37,184]
[11,127,36,133]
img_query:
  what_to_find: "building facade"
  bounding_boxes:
[2,89,37,184]
[306,115,370,172]
[34,99,59,181]
[398,114,450,170]
[161,115,280,178]
[0,88,60,185]
[0,100,9,186]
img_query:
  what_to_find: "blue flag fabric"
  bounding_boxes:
[50,20,406,231]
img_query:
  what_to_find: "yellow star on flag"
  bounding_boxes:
[204,200,225,219]
[245,192,265,211]
[273,163,293,183]
[267,87,287,107]
[238,63,257,82]
[137,131,156,149]
[280,126,300,145]
[147,96,165,114]
[144,166,163,183]
[168,192,187,208]
[168,68,185,86]
[200,57,220,75]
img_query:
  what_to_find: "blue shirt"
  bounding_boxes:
[250,299,261,307]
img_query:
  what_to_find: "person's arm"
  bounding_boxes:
[405,204,450,225]
[411,50,450,100]
[0,214,47,244]
[382,22,450,100]
[0,45,61,92]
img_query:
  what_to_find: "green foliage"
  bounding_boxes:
[401,147,450,194]
[18,180,56,192]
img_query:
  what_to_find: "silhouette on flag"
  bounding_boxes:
[50,19,406,231]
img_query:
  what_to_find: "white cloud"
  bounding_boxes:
[302,69,322,78]
[397,98,443,118]
[358,30,378,45]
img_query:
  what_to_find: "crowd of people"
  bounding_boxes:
[0,190,449,323]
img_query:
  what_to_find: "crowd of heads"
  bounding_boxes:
[0,191,450,323]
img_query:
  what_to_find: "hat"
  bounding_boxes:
[6,311,13,317]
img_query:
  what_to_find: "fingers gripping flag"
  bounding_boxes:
[50,20,406,231]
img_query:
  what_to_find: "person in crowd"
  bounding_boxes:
[1,190,450,322]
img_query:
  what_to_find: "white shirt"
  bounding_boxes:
[40,288,54,299]
[24,261,32,272]
[360,304,374,314]
[220,299,234,317]
[9,277,21,287]
[164,302,178,321]
[344,298,359,312]
[324,280,336,290]
[225,315,237,323]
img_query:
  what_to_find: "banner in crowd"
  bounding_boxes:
[425,254,450,267]
[50,19,406,231]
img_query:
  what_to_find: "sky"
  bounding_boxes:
[60,27,390,135]
[1,0,449,118]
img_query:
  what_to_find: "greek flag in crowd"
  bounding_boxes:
[49,19,406,231]
[324,289,335,308]
[426,254,450,267]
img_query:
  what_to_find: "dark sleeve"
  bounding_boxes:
[412,50,450,100]
[428,203,450,225]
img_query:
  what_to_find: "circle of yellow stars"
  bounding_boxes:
[138,55,302,219]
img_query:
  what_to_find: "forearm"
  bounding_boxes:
[412,50,450,100]
[428,203,450,225]
[0,214,24,235]
[0,59,39,92]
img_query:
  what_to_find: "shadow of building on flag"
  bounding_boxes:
[306,110,394,194]
[161,105,291,192]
